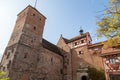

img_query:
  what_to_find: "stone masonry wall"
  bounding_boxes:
[57,37,72,80]
[6,43,63,80]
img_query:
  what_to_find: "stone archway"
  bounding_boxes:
[81,75,87,80]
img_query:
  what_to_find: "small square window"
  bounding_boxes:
[33,26,36,30]
[81,40,84,43]
[78,51,82,55]
[32,13,35,16]
[74,42,77,46]
[24,53,28,58]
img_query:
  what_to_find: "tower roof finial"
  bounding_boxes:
[34,0,38,8]
[79,27,84,35]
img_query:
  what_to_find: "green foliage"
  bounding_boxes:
[0,72,10,80]
[97,0,120,47]
[87,67,106,80]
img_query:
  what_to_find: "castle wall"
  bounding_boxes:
[57,37,72,80]
[37,48,63,80]
[72,45,104,70]
[4,43,63,80]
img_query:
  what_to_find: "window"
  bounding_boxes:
[40,18,41,21]
[24,53,28,58]
[109,58,116,64]
[78,51,83,55]
[32,13,35,16]
[33,26,36,30]
[81,40,84,43]
[51,58,53,65]
[60,69,63,74]
[7,60,11,68]
[79,51,82,55]
[94,48,99,50]
[74,42,77,46]
[6,52,10,59]
[112,47,117,50]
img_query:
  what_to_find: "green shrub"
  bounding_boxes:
[0,72,10,80]
[87,67,106,80]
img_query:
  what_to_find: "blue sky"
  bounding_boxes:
[0,0,109,58]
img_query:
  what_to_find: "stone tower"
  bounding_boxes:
[0,5,46,80]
